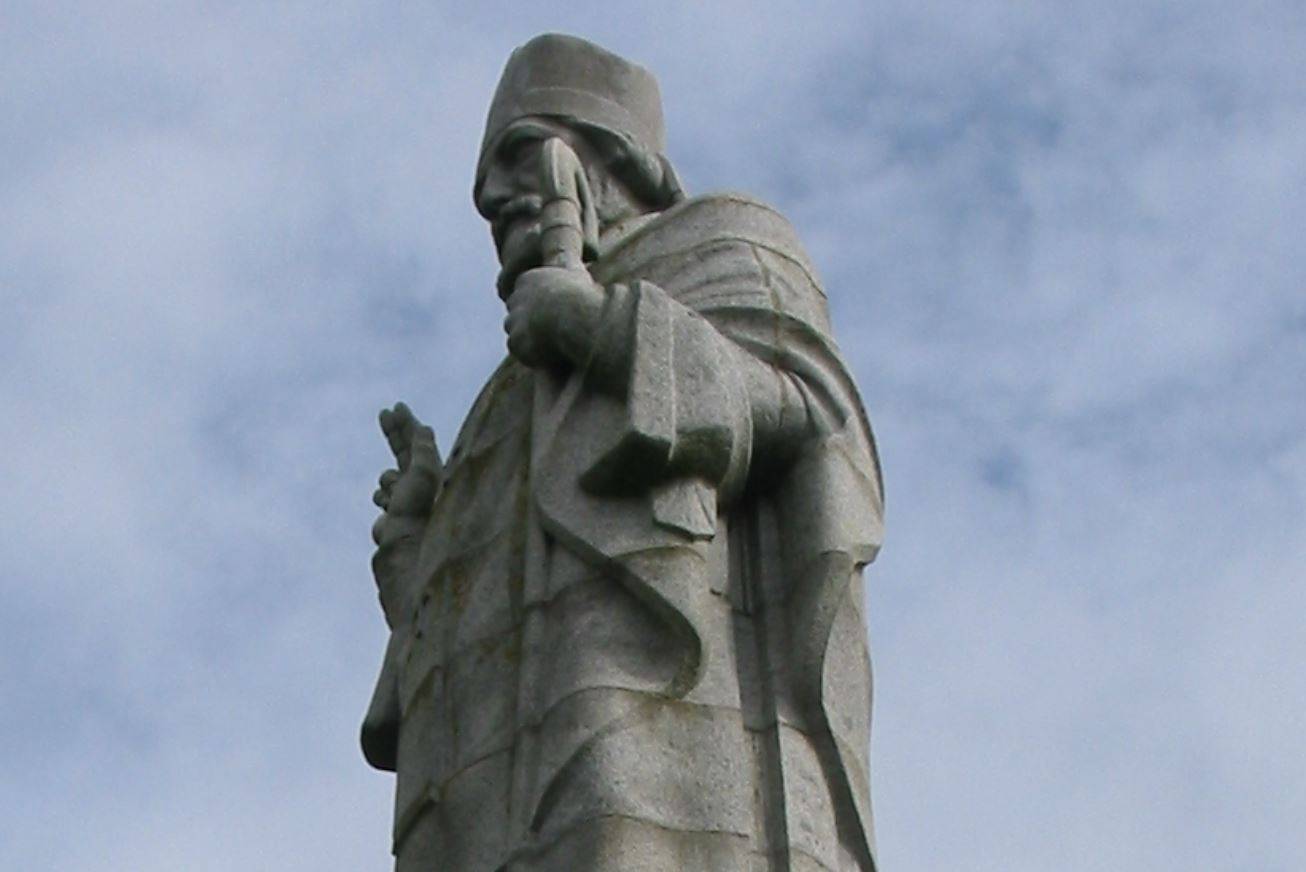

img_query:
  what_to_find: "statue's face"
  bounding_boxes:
[476,116,592,292]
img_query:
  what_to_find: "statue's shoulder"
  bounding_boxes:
[598,192,821,287]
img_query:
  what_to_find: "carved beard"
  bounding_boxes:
[590,171,631,228]
[493,194,545,299]
[495,221,543,300]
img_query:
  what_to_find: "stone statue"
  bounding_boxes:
[363,33,885,872]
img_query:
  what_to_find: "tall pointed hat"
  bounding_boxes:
[475,33,666,199]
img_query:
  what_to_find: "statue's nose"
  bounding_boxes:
[476,163,514,221]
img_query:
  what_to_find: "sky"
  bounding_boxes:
[2,2,1303,870]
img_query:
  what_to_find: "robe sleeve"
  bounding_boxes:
[577,236,871,537]
[360,520,425,772]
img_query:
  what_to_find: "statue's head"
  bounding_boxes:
[474,34,683,281]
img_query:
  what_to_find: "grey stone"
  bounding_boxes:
[364,32,885,871]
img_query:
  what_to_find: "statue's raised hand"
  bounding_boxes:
[372,402,442,545]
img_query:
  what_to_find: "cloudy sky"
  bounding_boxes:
[3,2,1303,869]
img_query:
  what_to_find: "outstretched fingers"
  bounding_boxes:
[375,402,440,517]
[380,401,417,468]
[409,425,441,483]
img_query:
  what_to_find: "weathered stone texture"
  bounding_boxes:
[365,33,884,872]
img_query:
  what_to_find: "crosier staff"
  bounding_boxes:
[523,134,598,504]
[537,136,598,271]
[520,134,601,437]
[507,135,603,839]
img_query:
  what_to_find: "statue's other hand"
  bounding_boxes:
[503,265,605,369]
[372,402,441,544]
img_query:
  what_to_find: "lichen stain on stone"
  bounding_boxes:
[501,633,522,666]
[448,563,471,615]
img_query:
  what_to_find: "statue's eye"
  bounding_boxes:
[500,133,538,166]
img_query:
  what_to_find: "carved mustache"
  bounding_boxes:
[492,194,545,248]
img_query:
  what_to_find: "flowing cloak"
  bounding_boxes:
[364,193,885,872]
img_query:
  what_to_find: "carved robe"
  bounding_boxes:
[365,193,884,872]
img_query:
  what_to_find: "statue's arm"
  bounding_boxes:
[369,402,442,622]
[578,244,853,499]
[362,403,442,771]
[370,521,425,628]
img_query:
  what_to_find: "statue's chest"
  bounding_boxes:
[412,360,534,656]
[432,362,532,548]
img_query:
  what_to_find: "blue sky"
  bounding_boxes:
[2,2,1303,869]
